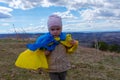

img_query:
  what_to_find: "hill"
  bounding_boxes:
[0,31,120,47]
[71,31,120,47]
[0,39,120,80]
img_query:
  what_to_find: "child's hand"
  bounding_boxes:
[45,50,51,56]
[70,39,78,46]
[67,39,78,53]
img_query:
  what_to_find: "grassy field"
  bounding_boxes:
[0,39,120,80]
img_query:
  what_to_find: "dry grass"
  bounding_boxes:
[0,39,120,80]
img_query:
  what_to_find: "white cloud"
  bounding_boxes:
[0,0,120,32]
[53,10,77,19]
[1,0,120,20]
[7,0,51,10]
[9,0,35,10]
[9,21,48,33]
[0,6,13,18]
[80,9,96,21]
[15,26,48,33]
[1,23,10,26]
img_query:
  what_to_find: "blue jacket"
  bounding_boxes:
[27,32,66,51]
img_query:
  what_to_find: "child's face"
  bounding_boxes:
[49,26,62,37]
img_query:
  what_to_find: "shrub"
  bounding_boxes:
[109,44,120,53]
[98,41,109,51]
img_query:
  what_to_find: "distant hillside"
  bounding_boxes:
[0,31,120,47]
[71,32,120,47]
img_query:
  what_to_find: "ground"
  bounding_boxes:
[0,39,120,80]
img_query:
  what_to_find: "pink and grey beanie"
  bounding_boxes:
[47,15,62,28]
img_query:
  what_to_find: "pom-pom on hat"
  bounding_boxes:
[47,15,62,28]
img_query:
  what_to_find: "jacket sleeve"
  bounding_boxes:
[27,33,56,51]
[27,34,47,51]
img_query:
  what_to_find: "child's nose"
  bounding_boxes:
[54,30,58,33]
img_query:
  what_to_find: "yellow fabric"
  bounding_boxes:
[15,34,78,70]
[60,34,72,47]
[60,34,79,53]
[67,40,79,53]
[54,37,60,41]
[15,49,48,70]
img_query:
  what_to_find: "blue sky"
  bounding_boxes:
[0,0,120,34]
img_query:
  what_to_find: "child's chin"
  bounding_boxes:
[54,36,59,37]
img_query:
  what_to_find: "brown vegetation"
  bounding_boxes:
[0,39,120,80]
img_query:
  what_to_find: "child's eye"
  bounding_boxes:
[51,29,55,31]
[56,28,60,30]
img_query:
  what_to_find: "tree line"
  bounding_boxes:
[92,41,120,53]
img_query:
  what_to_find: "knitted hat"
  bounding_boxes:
[47,15,62,27]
